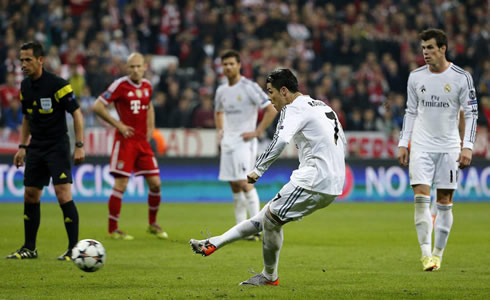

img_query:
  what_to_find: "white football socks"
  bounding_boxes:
[433,203,453,258]
[262,213,282,282]
[244,188,260,218]
[233,192,247,224]
[414,194,432,257]
[209,204,268,249]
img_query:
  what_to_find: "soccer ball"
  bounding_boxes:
[71,239,106,272]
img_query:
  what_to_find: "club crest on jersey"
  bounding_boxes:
[144,89,149,97]
[117,160,124,169]
[420,85,426,93]
[40,98,52,111]
[469,89,476,100]
[444,83,451,93]
[136,89,142,98]
[237,95,242,102]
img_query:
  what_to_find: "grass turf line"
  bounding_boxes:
[0,202,489,299]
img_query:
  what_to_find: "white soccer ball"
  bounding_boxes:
[71,239,106,272]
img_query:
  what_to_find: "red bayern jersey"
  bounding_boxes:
[0,84,20,107]
[100,76,153,140]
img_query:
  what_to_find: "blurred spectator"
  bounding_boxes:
[329,97,347,129]
[0,72,20,109]
[347,107,363,131]
[0,0,487,148]
[2,97,22,132]
[362,108,378,131]
[168,87,197,128]
[192,91,215,129]
[375,109,399,137]
[109,29,130,60]
[78,86,97,127]
[1,48,22,88]
[153,91,172,128]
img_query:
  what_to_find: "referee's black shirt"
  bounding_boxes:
[20,69,80,141]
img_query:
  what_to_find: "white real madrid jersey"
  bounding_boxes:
[254,95,346,195]
[214,77,270,147]
[399,63,478,152]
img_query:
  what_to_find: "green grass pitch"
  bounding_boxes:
[1,202,489,299]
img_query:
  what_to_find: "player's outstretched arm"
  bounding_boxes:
[72,108,85,165]
[93,98,134,138]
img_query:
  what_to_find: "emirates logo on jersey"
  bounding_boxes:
[130,100,141,114]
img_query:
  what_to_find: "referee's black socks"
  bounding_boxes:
[60,200,79,250]
[24,202,41,251]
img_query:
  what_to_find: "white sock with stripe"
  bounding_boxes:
[414,194,432,257]
[233,192,247,224]
[209,204,267,249]
[433,203,453,258]
[244,188,260,218]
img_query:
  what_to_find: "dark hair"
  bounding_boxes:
[266,69,299,93]
[220,49,240,63]
[418,29,448,49]
[20,41,45,57]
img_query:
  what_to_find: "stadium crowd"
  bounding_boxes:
[0,0,489,141]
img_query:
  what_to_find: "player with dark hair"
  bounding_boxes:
[93,52,167,240]
[6,41,85,260]
[397,29,478,271]
[190,68,346,286]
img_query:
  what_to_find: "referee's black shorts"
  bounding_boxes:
[24,135,72,188]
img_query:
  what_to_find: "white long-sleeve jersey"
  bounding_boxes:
[253,95,346,195]
[214,77,270,150]
[398,63,478,152]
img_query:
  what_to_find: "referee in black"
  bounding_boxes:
[6,41,85,261]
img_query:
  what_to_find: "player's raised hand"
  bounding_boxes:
[247,171,260,184]
[13,149,26,168]
[397,147,409,167]
[241,131,258,141]
[117,123,135,138]
[74,147,85,165]
[457,148,472,169]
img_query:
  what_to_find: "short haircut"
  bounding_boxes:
[419,29,448,49]
[266,69,299,93]
[220,49,240,63]
[20,41,45,57]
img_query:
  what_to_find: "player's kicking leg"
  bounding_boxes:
[189,204,268,256]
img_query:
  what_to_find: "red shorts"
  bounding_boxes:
[109,137,159,177]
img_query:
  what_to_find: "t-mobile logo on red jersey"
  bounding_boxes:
[130,100,141,114]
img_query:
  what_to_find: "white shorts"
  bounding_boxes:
[218,139,257,182]
[409,151,460,189]
[268,181,337,222]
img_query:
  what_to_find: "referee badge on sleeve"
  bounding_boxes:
[40,98,52,112]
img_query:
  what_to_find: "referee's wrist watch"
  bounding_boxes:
[75,142,84,148]
[19,144,27,149]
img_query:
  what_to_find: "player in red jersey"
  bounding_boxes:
[93,52,167,240]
